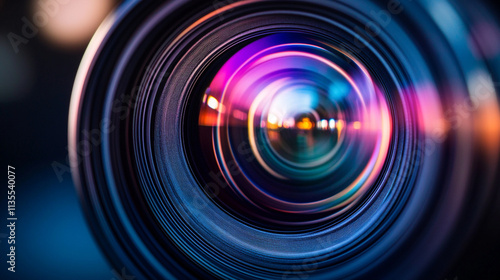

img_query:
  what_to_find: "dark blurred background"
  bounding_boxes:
[0,0,499,279]
[0,0,117,279]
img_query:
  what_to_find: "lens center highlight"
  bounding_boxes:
[194,32,392,227]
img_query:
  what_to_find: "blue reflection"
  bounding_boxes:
[3,167,112,280]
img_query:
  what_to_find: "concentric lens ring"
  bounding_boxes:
[190,31,393,228]
[70,0,500,279]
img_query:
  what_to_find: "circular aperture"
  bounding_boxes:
[187,32,392,229]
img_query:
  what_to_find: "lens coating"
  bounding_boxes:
[193,32,392,228]
[70,0,500,279]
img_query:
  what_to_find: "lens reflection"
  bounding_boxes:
[72,0,500,278]
[195,32,392,227]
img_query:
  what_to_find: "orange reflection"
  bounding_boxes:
[336,119,345,133]
[475,100,500,153]
[34,0,116,48]
[297,117,314,130]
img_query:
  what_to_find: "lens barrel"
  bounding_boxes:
[70,1,500,279]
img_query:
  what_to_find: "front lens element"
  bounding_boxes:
[71,1,500,279]
[195,33,392,228]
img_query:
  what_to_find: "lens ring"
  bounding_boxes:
[151,2,423,275]
[70,0,500,279]
[183,30,394,229]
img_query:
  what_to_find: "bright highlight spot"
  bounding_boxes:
[268,114,278,125]
[207,96,219,110]
[297,117,314,130]
[321,119,329,129]
[336,120,345,132]
[329,119,336,129]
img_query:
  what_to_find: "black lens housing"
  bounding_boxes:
[70,1,500,279]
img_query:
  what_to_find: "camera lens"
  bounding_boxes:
[186,32,392,229]
[70,0,500,279]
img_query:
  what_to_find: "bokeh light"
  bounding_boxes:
[33,0,116,48]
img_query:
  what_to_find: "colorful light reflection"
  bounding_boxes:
[198,33,392,223]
